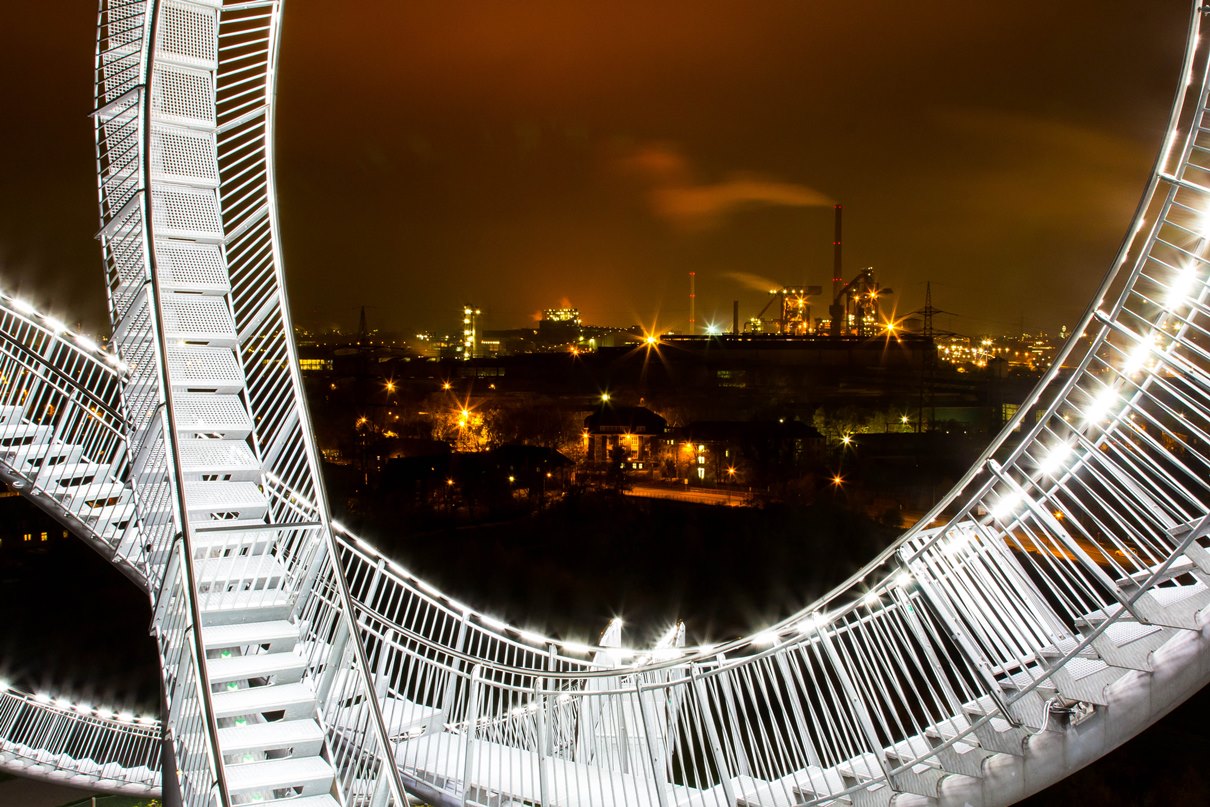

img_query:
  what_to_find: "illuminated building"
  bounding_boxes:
[461,304,481,360]
[583,406,667,471]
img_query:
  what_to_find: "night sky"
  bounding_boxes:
[0,2,1191,336]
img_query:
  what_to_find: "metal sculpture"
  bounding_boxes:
[0,0,1208,804]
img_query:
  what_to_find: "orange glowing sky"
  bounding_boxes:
[0,1,1190,336]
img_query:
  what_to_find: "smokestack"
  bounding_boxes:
[689,271,696,335]
[733,300,740,335]
[832,203,843,302]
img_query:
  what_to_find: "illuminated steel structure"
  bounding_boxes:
[94,0,406,804]
[462,305,481,359]
[0,685,161,796]
[0,0,1208,804]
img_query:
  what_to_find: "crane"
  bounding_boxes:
[828,267,892,337]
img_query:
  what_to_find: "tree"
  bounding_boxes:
[606,444,632,492]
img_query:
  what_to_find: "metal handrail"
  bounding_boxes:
[0,686,160,794]
[7,0,1206,803]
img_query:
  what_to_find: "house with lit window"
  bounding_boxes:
[583,406,667,474]
[661,420,825,485]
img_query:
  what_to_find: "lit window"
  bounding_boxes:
[23,533,31,542]
[40,532,47,542]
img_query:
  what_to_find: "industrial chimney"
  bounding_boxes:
[832,203,843,302]
[689,271,696,335]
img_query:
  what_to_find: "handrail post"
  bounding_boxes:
[690,664,736,806]
[815,623,899,789]
[325,528,411,806]
[461,665,482,807]
[772,649,822,767]
[897,546,1019,725]
[533,679,552,807]
[434,611,471,733]
[635,675,672,807]
[713,654,751,777]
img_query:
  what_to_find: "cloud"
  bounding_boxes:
[651,175,833,230]
[616,143,692,184]
[928,108,1145,235]
[721,270,787,293]
[614,142,831,231]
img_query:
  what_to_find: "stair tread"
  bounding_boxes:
[886,734,936,763]
[161,294,236,343]
[197,588,292,618]
[216,718,324,753]
[196,552,286,581]
[173,393,253,435]
[183,480,267,510]
[191,519,276,552]
[1038,636,1099,659]
[154,240,231,294]
[256,797,339,807]
[203,620,297,649]
[36,461,106,480]
[223,755,333,791]
[66,482,128,504]
[165,345,244,391]
[178,439,260,474]
[1060,656,1112,680]
[0,423,51,438]
[211,682,315,718]
[1102,620,1164,645]
[208,651,307,683]
[1146,580,1208,606]
[836,751,880,780]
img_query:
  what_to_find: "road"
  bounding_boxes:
[624,482,750,507]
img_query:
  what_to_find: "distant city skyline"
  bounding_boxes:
[0,2,1189,338]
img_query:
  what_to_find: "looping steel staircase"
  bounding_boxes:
[0,0,1208,805]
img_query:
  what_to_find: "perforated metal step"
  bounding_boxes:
[178,439,260,481]
[149,63,216,130]
[173,393,253,438]
[223,755,333,799]
[0,424,52,447]
[155,241,230,295]
[150,123,218,188]
[212,682,315,722]
[166,346,244,393]
[182,479,267,522]
[216,719,325,761]
[192,521,278,557]
[195,553,286,593]
[202,620,298,654]
[161,293,236,347]
[208,651,306,685]
[154,1,219,71]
